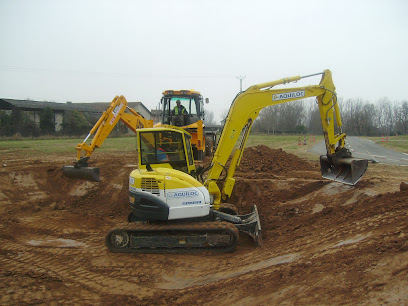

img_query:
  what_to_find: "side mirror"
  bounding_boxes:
[205,98,209,104]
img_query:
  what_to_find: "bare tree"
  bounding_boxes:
[204,110,217,125]
[257,106,279,134]
[395,100,408,135]
[240,95,407,136]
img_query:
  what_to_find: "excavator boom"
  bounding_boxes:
[203,70,368,207]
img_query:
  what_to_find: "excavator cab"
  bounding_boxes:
[137,127,196,175]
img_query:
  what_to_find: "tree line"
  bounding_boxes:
[1,98,407,137]
[252,98,408,136]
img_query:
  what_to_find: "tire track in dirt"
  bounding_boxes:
[1,238,158,298]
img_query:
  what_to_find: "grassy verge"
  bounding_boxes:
[4,133,405,161]
[245,133,323,160]
[0,136,139,155]
[365,135,408,153]
[0,133,324,160]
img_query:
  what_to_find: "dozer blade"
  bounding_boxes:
[320,156,368,186]
[62,166,100,182]
[213,205,263,246]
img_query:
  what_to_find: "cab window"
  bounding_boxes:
[139,130,189,171]
[163,96,199,117]
[185,135,194,166]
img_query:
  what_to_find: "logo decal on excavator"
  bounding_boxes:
[168,191,199,198]
[272,90,305,101]
[109,103,124,125]
[182,201,202,205]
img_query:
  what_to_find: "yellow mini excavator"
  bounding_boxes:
[105,69,368,253]
[63,95,153,181]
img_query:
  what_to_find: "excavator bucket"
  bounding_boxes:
[62,166,100,182]
[320,156,368,185]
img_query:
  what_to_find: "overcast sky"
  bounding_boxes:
[1,0,407,123]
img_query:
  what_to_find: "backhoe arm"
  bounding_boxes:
[74,95,153,164]
[63,95,154,181]
[204,70,367,208]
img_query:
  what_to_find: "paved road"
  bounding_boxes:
[308,136,408,166]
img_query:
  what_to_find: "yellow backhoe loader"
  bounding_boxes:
[63,95,153,181]
[105,69,368,253]
[154,89,217,160]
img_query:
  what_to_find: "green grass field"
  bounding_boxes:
[0,136,139,155]
[0,134,406,159]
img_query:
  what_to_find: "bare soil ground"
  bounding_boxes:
[0,145,407,305]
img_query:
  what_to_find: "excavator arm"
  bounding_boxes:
[63,95,153,181]
[204,70,368,208]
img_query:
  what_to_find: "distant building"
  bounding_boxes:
[150,109,163,124]
[0,98,152,133]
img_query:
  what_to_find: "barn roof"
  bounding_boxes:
[0,98,150,115]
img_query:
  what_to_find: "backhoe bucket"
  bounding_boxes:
[62,166,100,182]
[320,156,368,185]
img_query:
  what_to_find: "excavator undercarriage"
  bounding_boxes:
[106,221,240,253]
[106,205,262,253]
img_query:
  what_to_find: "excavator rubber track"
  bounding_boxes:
[106,221,239,253]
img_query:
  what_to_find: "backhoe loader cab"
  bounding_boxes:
[158,90,215,160]
[161,90,204,127]
[137,127,196,175]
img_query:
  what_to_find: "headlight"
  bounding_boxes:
[129,176,135,185]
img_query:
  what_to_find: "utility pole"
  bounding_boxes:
[236,75,246,92]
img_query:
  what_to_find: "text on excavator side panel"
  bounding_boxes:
[272,91,305,101]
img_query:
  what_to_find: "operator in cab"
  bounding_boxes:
[172,100,187,116]
[171,100,188,126]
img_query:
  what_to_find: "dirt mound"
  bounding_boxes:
[0,153,136,219]
[238,145,317,174]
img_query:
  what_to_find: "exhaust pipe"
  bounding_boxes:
[320,155,368,185]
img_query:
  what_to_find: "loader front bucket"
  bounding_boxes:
[320,155,368,185]
[62,166,100,182]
